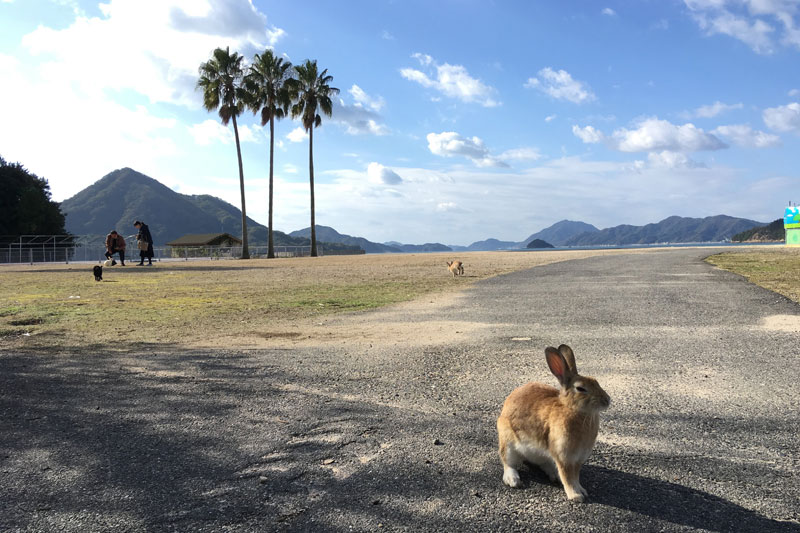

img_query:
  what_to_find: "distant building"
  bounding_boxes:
[785,207,800,246]
[165,233,243,258]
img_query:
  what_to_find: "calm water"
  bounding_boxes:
[518,241,784,252]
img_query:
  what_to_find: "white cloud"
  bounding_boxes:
[499,147,543,161]
[763,102,800,132]
[525,67,596,104]
[349,84,385,112]
[572,125,605,144]
[411,52,434,66]
[20,0,284,109]
[331,87,390,136]
[287,127,309,143]
[602,7,617,16]
[189,120,259,145]
[647,151,702,169]
[712,124,781,147]
[545,114,557,122]
[381,30,395,40]
[367,162,403,185]
[0,55,178,200]
[190,120,233,146]
[333,99,390,136]
[612,118,727,152]
[690,100,744,118]
[683,0,800,54]
[283,163,298,174]
[400,53,500,107]
[427,131,508,167]
[574,118,728,153]
[789,88,800,97]
[436,202,459,212]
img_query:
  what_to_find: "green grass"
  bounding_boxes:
[705,249,800,302]
[0,249,628,351]
[0,260,457,349]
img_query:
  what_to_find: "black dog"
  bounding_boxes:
[93,265,103,281]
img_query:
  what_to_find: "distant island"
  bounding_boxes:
[526,239,554,249]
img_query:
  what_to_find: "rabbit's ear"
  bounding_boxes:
[546,347,574,386]
[558,344,577,374]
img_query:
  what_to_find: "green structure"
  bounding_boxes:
[785,206,800,246]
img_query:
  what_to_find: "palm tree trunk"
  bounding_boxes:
[267,116,275,259]
[309,125,317,257]
[232,113,250,259]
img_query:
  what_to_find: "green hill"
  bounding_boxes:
[731,218,784,242]
[61,168,303,246]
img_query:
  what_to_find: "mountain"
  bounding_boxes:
[731,218,784,242]
[465,238,519,251]
[523,220,599,246]
[62,167,302,246]
[564,215,765,246]
[384,241,452,253]
[290,225,402,253]
[526,239,555,249]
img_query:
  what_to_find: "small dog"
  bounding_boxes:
[93,265,103,281]
[447,260,464,278]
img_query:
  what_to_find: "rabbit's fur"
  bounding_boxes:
[497,344,610,502]
[446,260,464,277]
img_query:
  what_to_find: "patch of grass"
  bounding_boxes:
[705,248,800,302]
[0,306,22,317]
[0,249,634,351]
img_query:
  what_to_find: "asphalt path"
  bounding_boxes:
[2,249,799,532]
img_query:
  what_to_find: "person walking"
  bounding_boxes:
[104,230,126,265]
[134,220,154,266]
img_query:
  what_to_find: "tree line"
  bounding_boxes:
[197,47,338,259]
[0,156,68,238]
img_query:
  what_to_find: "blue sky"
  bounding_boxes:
[2,0,800,245]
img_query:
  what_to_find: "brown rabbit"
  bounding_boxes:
[447,260,464,277]
[496,344,610,502]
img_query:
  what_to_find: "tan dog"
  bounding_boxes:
[446,260,464,277]
[497,345,610,502]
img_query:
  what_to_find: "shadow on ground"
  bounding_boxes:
[1,348,797,532]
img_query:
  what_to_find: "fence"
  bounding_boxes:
[0,235,323,264]
[0,235,76,263]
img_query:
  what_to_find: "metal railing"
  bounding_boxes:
[0,235,324,264]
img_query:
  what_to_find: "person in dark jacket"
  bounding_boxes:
[104,230,126,265]
[134,220,154,266]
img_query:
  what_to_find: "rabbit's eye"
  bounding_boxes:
[576,386,587,393]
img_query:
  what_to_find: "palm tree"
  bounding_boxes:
[197,46,250,259]
[289,60,339,257]
[244,50,293,259]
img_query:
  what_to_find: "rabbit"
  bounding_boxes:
[447,260,464,277]
[496,344,610,502]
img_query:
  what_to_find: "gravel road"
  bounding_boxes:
[2,248,799,532]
